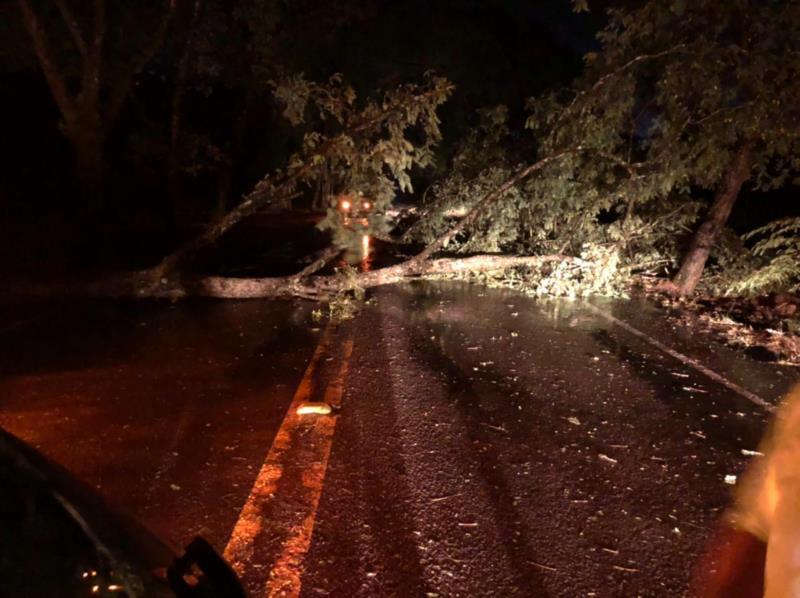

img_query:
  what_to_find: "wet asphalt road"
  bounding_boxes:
[1,282,798,597]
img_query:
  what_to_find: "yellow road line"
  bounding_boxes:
[223,325,333,574]
[223,324,354,598]
[265,339,353,597]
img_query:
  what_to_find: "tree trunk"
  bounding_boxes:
[68,122,105,213]
[20,0,174,217]
[188,254,575,299]
[673,140,754,296]
[10,253,577,300]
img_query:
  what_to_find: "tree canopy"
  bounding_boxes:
[406,0,800,296]
[3,0,799,302]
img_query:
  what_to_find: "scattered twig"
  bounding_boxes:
[529,561,558,573]
[480,422,509,434]
[598,453,618,465]
[741,449,764,457]
[430,493,461,504]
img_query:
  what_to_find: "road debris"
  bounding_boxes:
[297,402,333,415]
[598,453,618,465]
[724,474,737,485]
[682,386,708,394]
[741,449,764,457]
[430,493,461,503]
[566,416,581,426]
[529,561,558,572]
[480,422,509,434]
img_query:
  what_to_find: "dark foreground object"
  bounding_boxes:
[0,428,244,597]
[691,524,765,597]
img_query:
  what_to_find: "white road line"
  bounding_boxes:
[585,303,775,413]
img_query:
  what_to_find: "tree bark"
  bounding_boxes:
[674,140,753,296]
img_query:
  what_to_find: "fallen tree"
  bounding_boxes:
[14,145,613,301]
[113,140,624,301]
[79,254,583,300]
[13,50,662,302]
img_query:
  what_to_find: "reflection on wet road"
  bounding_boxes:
[339,234,374,272]
[0,299,322,554]
[1,282,797,596]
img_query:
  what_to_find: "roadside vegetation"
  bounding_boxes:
[6,0,800,358]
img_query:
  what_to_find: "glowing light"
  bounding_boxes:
[362,201,371,210]
[340,199,351,211]
[91,585,100,593]
[361,234,370,256]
